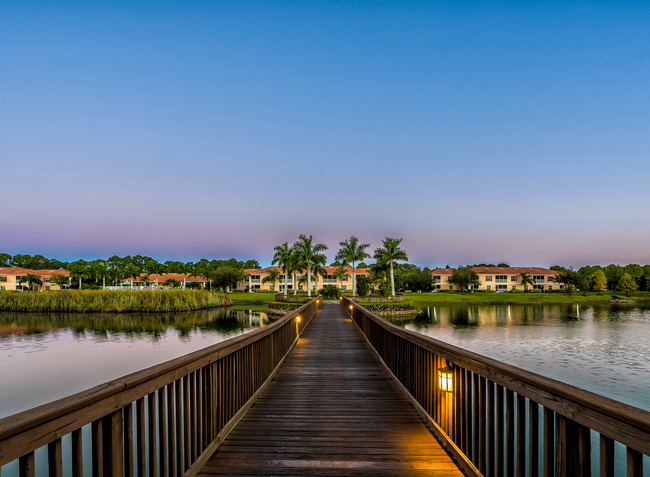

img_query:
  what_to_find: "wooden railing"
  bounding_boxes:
[343,297,650,477]
[345,293,405,303]
[0,297,321,477]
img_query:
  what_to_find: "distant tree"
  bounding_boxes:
[553,268,580,295]
[209,266,245,292]
[0,253,12,267]
[162,278,180,288]
[447,267,480,295]
[373,237,408,297]
[262,269,281,291]
[497,263,510,267]
[603,264,625,290]
[336,236,371,298]
[272,242,293,297]
[293,234,328,298]
[617,273,638,296]
[92,261,108,289]
[185,281,202,290]
[50,274,70,288]
[592,270,607,295]
[519,272,535,291]
[145,260,167,287]
[332,265,350,290]
[244,259,261,269]
[356,276,370,296]
[404,267,433,292]
[357,262,369,269]
[19,273,43,291]
[550,265,567,273]
[329,261,341,267]
[68,262,88,289]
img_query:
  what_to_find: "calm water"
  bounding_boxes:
[0,306,271,419]
[386,303,650,412]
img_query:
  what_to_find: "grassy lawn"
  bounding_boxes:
[229,292,276,302]
[401,291,650,304]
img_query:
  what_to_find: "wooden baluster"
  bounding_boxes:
[148,392,158,477]
[105,409,123,476]
[158,387,168,477]
[465,369,473,462]
[626,447,642,477]
[555,414,590,477]
[506,389,514,477]
[184,375,191,470]
[487,380,495,477]
[516,394,525,477]
[167,383,176,477]
[455,365,462,447]
[71,428,83,477]
[461,368,468,456]
[92,418,104,477]
[480,376,487,474]
[543,408,554,477]
[496,385,505,477]
[47,438,62,477]
[529,400,539,477]
[175,379,182,476]
[136,397,146,477]
[599,435,614,477]
[19,451,35,477]
[473,372,480,466]
[124,404,134,477]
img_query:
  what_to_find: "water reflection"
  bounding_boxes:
[0,306,272,418]
[386,302,650,412]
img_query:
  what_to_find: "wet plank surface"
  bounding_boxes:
[198,301,463,476]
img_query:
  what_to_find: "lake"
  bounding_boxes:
[386,302,650,413]
[0,305,271,419]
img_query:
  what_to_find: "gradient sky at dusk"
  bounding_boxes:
[2,1,649,268]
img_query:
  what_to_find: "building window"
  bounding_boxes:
[533,285,544,290]
[511,285,517,290]
[485,276,492,282]
[44,277,51,282]
[0,277,6,282]
[0,286,4,290]
[496,285,508,291]
[250,275,261,283]
[495,275,507,283]
[533,275,545,284]
[342,285,347,290]
[548,276,554,282]
[252,284,261,290]
[342,276,348,281]
[46,286,50,290]
[432,275,441,284]
[449,285,453,290]
[15,276,22,283]
[435,284,441,290]
[510,276,517,282]
[487,285,491,290]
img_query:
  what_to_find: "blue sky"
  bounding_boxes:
[1,1,649,267]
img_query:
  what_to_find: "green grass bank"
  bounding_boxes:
[0,290,232,313]
[395,291,650,304]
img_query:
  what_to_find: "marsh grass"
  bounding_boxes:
[0,290,231,313]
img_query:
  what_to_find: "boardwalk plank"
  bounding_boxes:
[197,302,463,477]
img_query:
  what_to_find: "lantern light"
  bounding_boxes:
[349,305,353,310]
[296,316,301,323]
[438,362,454,392]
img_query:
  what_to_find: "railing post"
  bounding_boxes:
[555,414,590,477]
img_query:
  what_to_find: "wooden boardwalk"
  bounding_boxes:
[198,302,463,476]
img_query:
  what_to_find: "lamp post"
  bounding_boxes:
[296,316,301,338]
[438,361,454,393]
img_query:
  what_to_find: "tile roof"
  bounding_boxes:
[122,273,208,283]
[0,267,70,276]
[244,266,369,275]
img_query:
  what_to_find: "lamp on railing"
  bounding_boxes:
[296,315,301,337]
[438,361,454,392]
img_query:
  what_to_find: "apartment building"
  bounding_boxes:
[122,273,209,288]
[430,267,560,292]
[238,266,370,292]
[0,267,71,291]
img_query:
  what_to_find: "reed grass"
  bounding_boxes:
[0,290,232,313]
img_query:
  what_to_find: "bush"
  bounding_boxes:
[378,282,391,296]
[356,277,370,296]
[321,285,340,299]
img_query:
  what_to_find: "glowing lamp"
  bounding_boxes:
[349,305,353,310]
[296,316,301,323]
[438,364,454,392]
[317,300,320,304]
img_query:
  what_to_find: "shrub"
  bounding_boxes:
[321,285,340,299]
[378,282,391,296]
[356,277,370,296]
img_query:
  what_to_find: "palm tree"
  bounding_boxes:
[332,265,350,290]
[68,262,87,289]
[146,260,167,288]
[262,269,281,292]
[123,265,140,290]
[272,242,293,297]
[292,234,328,298]
[519,272,535,292]
[176,262,193,289]
[93,261,108,289]
[19,273,43,291]
[335,236,371,297]
[290,253,304,296]
[373,237,408,296]
[311,262,328,291]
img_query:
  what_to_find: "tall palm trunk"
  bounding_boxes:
[307,265,312,298]
[102,276,105,289]
[352,261,356,297]
[284,271,288,297]
[390,260,395,296]
[293,272,297,296]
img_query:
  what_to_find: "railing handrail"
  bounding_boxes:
[343,297,650,454]
[0,298,319,448]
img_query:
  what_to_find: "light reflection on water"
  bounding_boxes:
[386,303,650,412]
[0,306,272,419]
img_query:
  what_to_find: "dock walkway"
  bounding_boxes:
[198,301,463,476]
